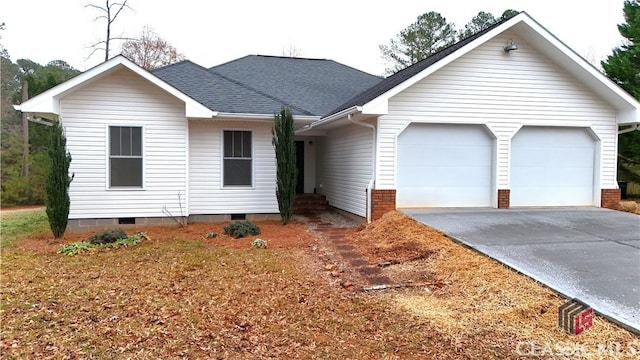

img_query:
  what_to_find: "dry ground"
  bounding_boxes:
[1,210,638,359]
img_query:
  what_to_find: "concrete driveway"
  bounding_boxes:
[402,208,640,333]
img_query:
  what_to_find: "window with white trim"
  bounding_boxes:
[109,126,143,187]
[223,130,252,186]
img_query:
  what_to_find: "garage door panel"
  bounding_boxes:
[400,186,493,208]
[401,145,489,166]
[511,127,595,207]
[397,124,494,208]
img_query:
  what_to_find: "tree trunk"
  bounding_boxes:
[21,80,29,177]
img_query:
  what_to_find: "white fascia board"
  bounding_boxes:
[18,55,215,119]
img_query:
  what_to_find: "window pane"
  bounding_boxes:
[224,159,251,186]
[110,127,120,156]
[121,127,132,156]
[233,131,242,157]
[131,127,142,156]
[242,131,251,157]
[224,131,233,157]
[110,158,143,187]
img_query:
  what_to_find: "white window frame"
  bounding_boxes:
[221,129,254,188]
[106,124,145,190]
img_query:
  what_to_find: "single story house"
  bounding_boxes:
[17,12,639,229]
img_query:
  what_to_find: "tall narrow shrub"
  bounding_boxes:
[272,107,297,224]
[45,121,73,238]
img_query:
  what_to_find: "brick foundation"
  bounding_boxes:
[601,189,621,209]
[497,189,510,209]
[371,189,396,221]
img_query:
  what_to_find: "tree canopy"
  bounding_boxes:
[380,9,520,74]
[380,12,456,74]
[1,53,79,206]
[121,26,185,70]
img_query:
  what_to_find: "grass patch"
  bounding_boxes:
[0,207,48,249]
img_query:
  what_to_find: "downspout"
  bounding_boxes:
[347,113,376,223]
[618,124,639,134]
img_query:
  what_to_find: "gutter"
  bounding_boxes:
[308,106,362,129]
[347,113,376,223]
[618,124,639,134]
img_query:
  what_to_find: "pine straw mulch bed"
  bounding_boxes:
[18,220,316,255]
[347,211,639,358]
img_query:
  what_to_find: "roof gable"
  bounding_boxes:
[322,12,640,125]
[17,55,215,119]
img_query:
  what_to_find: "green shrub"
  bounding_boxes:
[88,228,127,245]
[251,238,268,248]
[58,231,149,256]
[57,241,94,256]
[45,121,73,238]
[223,220,261,239]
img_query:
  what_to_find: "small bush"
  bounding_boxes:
[223,220,261,239]
[251,238,268,248]
[58,241,94,256]
[58,232,149,256]
[88,228,127,245]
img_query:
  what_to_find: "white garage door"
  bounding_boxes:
[397,124,494,208]
[511,127,596,207]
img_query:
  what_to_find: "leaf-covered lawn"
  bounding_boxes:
[2,210,636,359]
[1,239,464,359]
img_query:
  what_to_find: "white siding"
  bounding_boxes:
[378,30,618,190]
[61,68,188,219]
[317,124,373,217]
[188,120,278,214]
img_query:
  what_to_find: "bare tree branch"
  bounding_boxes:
[85,0,132,61]
[109,1,131,24]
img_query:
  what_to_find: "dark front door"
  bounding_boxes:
[295,141,305,194]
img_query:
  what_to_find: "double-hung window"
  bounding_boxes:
[109,126,143,188]
[223,130,252,186]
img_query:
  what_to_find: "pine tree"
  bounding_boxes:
[45,121,73,238]
[602,0,640,185]
[272,107,297,224]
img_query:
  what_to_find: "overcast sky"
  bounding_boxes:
[1,0,628,76]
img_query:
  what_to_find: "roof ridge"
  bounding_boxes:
[208,68,315,116]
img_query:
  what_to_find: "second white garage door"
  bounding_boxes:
[511,126,596,207]
[397,123,494,208]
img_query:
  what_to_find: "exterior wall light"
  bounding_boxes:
[504,39,518,52]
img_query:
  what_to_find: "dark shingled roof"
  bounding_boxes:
[325,15,515,117]
[152,60,308,115]
[153,55,382,117]
[210,55,382,116]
